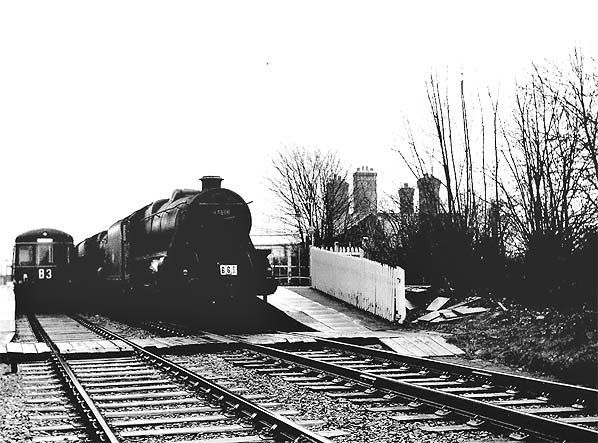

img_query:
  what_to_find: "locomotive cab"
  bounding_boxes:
[12,228,74,311]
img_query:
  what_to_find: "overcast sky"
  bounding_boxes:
[0,1,596,269]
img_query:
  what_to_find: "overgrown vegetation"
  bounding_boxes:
[420,299,598,387]
[371,49,597,308]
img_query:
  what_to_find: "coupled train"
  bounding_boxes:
[12,176,277,312]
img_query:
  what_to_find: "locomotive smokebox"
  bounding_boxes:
[200,176,223,190]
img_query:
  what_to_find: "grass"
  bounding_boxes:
[413,298,598,387]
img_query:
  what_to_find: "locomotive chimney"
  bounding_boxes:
[200,175,223,190]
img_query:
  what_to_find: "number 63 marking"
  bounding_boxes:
[38,269,52,279]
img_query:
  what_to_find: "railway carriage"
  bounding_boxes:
[75,176,276,313]
[12,228,74,311]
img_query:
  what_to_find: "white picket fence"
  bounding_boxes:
[319,245,364,258]
[310,247,406,323]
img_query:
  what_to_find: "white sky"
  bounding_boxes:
[0,1,596,268]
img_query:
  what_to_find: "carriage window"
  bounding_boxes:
[18,246,34,265]
[37,244,53,265]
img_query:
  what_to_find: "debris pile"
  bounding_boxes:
[405,286,491,323]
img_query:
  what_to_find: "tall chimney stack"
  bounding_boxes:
[417,174,441,215]
[398,183,415,215]
[353,166,377,218]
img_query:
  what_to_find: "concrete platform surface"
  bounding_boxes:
[273,286,398,330]
[267,286,464,357]
[0,284,15,348]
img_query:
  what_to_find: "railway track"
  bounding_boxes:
[137,320,598,442]
[20,313,341,443]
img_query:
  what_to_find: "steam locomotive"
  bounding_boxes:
[12,228,74,311]
[75,176,276,312]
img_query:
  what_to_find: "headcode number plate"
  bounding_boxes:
[38,269,52,279]
[220,265,238,276]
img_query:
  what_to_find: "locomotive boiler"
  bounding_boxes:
[76,176,276,310]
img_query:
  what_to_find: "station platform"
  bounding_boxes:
[0,284,15,348]
[265,287,464,357]
[1,285,464,360]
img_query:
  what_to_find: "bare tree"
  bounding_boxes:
[393,52,595,302]
[500,55,598,253]
[553,49,598,206]
[268,147,350,246]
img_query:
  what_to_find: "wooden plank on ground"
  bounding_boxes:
[120,424,251,437]
[415,311,441,322]
[55,342,76,353]
[149,338,175,348]
[420,424,478,432]
[111,340,133,351]
[413,335,453,357]
[21,343,40,354]
[426,297,451,311]
[7,342,23,354]
[379,337,426,357]
[34,343,51,354]
[404,299,416,310]
[96,340,121,352]
[439,309,458,319]
[130,338,155,348]
[444,296,482,310]
[69,342,91,353]
[429,316,462,323]
[85,341,107,353]
[160,337,186,346]
[403,337,439,356]
[392,413,447,421]
[453,306,487,315]
[425,335,464,355]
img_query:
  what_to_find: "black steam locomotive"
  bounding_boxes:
[12,228,74,311]
[75,176,276,312]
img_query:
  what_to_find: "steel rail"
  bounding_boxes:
[71,315,332,443]
[238,339,598,443]
[140,321,598,411]
[303,335,598,410]
[27,314,120,443]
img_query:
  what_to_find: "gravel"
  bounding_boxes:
[80,313,160,339]
[0,312,562,441]
[0,364,33,443]
[167,351,501,443]
[12,315,36,342]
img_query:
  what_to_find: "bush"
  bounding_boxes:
[363,214,596,308]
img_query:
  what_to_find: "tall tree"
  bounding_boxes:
[269,147,350,246]
[501,54,598,252]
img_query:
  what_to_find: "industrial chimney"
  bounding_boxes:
[200,176,223,190]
